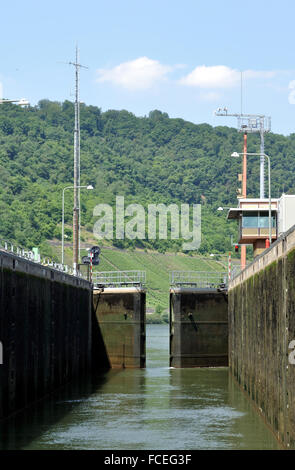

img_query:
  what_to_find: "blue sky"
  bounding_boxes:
[1,0,295,135]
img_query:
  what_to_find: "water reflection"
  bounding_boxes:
[0,324,281,450]
[168,368,280,450]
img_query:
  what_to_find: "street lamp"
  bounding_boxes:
[62,185,93,265]
[0,98,29,106]
[217,206,231,211]
[231,152,272,245]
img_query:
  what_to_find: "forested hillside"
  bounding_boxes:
[1,100,295,256]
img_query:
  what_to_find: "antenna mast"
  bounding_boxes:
[68,46,88,274]
[240,71,243,115]
[215,107,271,198]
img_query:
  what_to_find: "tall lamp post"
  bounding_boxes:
[231,152,272,246]
[0,98,29,106]
[62,184,93,265]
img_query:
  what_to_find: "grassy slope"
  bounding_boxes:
[95,248,226,310]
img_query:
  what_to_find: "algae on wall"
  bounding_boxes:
[229,250,295,448]
[0,266,92,420]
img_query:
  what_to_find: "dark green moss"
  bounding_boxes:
[0,263,92,421]
[229,250,295,449]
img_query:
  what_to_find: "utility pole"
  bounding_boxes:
[68,46,88,275]
[259,116,266,199]
[241,132,247,269]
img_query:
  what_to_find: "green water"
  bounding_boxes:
[0,324,281,450]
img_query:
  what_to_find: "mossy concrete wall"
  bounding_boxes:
[229,227,295,449]
[0,250,92,420]
[170,287,228,368]
[93,287,146,369]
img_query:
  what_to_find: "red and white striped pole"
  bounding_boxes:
[90,251,93,283]
[228,251,231,282]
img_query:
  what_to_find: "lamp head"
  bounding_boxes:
[87,185,94,190]
[18,98,30,106]
[231,152,240,158]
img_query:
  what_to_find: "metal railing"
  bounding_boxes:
[92,270,146,288]
[239,225,277,241]
[170,270,228,288]
[0,238,76,276]
[230,263,250,281]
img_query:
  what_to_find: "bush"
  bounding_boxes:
[161,312,169,323]
[146,313,163,324]
[155,304,163,315]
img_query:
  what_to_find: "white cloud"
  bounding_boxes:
[96,57,171,91]
[180,65,276,89]
[180,65,239,88]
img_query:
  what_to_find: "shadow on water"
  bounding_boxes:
[0,304,112,450]
[0,372,112,450]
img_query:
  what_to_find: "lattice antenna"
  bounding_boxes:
[66,46,88,273]
[214,107,271,199]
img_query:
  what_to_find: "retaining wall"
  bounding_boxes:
[0,250,92,420]
[229,225,295,448]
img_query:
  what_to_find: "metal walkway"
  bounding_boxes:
[92,270,146,288]
[169,270,228,289]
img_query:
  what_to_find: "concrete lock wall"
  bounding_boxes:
[170,288,228,368]
[0,250,92,420]
[93,287,146,369]
[229,225,295,449]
